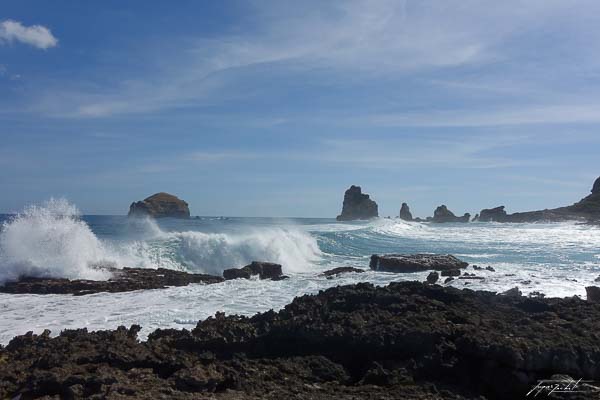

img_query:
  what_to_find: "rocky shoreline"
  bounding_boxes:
[2,281,600,399]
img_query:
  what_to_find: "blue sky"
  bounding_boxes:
[1,0,599,217]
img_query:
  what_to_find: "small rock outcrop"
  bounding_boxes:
[320,267,365,277]
[586,286,600,303]
[478,206,508,222]
[336,186,378,221]
[426,271,439,284]
[431,205,470,223]
[370,254,468,273]
[399,203,413,221]
[128,192,190,218]
[223,261,283,281]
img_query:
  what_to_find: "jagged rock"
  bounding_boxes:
[223,261,283,281]
[478,206,508,222]
[336,185,378,221]
[478,176,600,223]
[426,271,439,284]
[586,286,600,303]
[4,281,600,399]
[441,269,461,277]
[0,267,223,296]
[399,203,413,221]
[431,205,470,223]
[444,277,454,284]
[486,266,496,272]
[128,192,190,218]
[370,254,468,273]
[501,287,522,297]
[321,267,365,277]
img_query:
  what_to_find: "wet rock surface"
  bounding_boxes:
[321,267,365,277]
[0,267,223,296]
[370,254,469,273]
[223,261,283,281]
[336,185,379,221]
[2,281,600,399]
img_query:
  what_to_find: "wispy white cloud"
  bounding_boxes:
[0,20,58,49]
[29,0,596,118]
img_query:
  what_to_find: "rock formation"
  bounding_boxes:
[128,192,190,218]
[399,203,413,221]
[336,185,378,221]
[370,254,468,273]
[431,205,470,223]
[0,267,223,296]
[4,281,600,399]
[320,267,365,277]
[223,261,284,281]
[478,176,600,223]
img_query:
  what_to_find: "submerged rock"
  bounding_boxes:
[223,261,283,281]
[128,192,190,218]
[369,254,468,273]
[399,203,413,221]
[336,185,378,221]
[0,267,223,296]
[3,281,600,399]
[431,205,470,223]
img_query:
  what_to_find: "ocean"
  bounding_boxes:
[0,198,599,344]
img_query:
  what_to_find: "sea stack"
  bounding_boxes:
[128,192,190,218]
[431,205,470,223]
[399,203,413,221]
[336,185,378,221]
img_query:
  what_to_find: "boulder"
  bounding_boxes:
[586,286,600,303]
[336,186,378,221]
[128,192,190,218]
[431,205,470,223]
[501,287,522,297]
[426,271,439,284]
[321,267,365,277]
[369,254,468,273]
[593,177,600,195]
[399,203,413,221]
[223,261,283,281]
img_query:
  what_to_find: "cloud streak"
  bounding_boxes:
[0,20,58,49]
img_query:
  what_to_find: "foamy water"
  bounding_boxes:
[0,199,599,344]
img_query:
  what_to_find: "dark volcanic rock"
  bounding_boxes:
[426,271,439,284]
[321,267,365,277]
[336,185,378,221]
[0,268,223,296]
[478,206,508,222]
[432,205,470,223]
[441,269,461,277]
[223,261,283,281]
[128,192,190,218]
[3,282,600,399]
[586,286,600,303]
[478,176,600,223]
[370,254,468,273]
[399,203,413,221]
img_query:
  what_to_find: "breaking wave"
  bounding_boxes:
[0,199,322,283]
